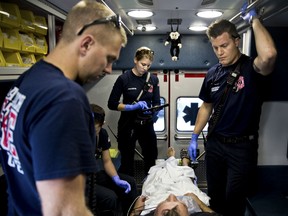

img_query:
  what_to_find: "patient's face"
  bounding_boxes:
[155,194,189,216]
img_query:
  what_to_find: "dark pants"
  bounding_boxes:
[95,170,138,215]
[205,135,258,216]
[117,122,158,176]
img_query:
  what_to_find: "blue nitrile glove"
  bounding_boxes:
[112,175,131,194]
[124,101,148,111]
[240,2,258,24]
[189,133,199,161]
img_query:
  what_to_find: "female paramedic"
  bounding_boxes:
[108,46,160,176]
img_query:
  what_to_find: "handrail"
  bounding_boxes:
[100,0,134,36]
[157,134,168,140]
[174,134,206,140]
[230,0,260,23]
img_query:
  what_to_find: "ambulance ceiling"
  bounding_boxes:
[12,0,288,35]
[46,0,288,35]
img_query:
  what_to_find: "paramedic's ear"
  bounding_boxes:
[235,37,240,48]
[80,36,93,54]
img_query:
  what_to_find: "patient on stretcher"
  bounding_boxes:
[128,147,221,216]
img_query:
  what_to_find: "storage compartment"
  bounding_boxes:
[0,3,21,28]
[19,32,35,53]
[2,51,23,67]
[20,53,36,67]
[19,9,36,33]
[0,50,6,67]
[0,0,64,75]
[34,15,47,36]
[34,54,45,62]
[34,35,48,54]
[0,28,3,48]
[2,28,21,51]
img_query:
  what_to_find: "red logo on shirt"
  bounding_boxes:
[0,87,25,174]
[234,76,245,92]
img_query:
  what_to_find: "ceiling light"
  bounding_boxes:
[196,10,223,18]
[127,10,153,18]
[136,25,157,31]
[188,26,208,31]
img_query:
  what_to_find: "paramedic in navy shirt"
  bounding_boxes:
[90,104,138,215]
[0,1,127,215]
[188,4,277,216]
[108,46,160,176]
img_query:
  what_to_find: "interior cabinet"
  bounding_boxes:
[0,0,65,80]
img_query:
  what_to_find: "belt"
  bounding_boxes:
[216,134,255,144]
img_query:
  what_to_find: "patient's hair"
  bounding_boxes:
[164,207,181,215]
[144,206,181,215]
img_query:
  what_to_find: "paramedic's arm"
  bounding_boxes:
[102,149,118,177]
[102,148,131,193]
[189,102,213,160]
[36,175,93,216]
[193,102,213,135]
[252,18,277,76]
[117,103,127,111]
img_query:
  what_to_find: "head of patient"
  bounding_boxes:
[153,194,189,216]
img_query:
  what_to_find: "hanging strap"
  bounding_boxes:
[206,57,243,139]
[135,72,150,102]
